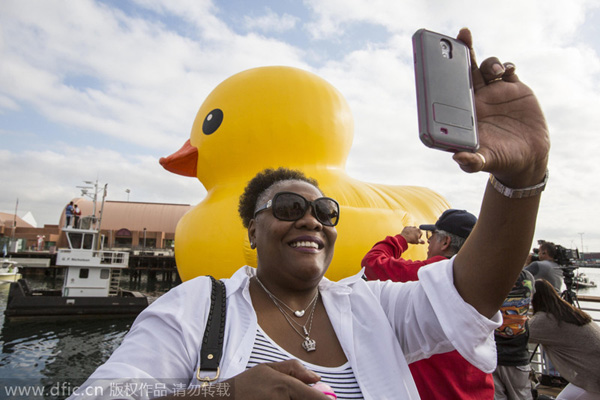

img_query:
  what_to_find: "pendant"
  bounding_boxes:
[302,337,316,352]
[294,310,305,318]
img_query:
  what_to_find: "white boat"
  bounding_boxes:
[4,209,148,319]
[0,259,22,283]
[575,272,597,289]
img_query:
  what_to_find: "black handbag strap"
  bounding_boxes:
[196,276,227,385]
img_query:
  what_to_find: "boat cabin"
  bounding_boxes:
[58,227,129,297]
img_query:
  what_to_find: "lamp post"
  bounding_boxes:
[125,189,130,201]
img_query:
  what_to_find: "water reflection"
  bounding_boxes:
[0,273,176,399]
[1,318,134,394]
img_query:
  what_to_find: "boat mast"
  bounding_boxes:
[76,179,108,249]
[96,184,108,250]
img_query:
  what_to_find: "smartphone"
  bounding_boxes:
[412,29,478,152]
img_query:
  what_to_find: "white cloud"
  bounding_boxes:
[0,146,205,227]
[0,0,309,152]
[1,0,600,252]
[243,9,299,33]
[0,94,19,112]
[299,0,600,251]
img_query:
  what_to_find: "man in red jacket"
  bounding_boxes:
[362,209,495,400]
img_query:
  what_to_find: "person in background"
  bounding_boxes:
[525,241,564,381]
[362,209,494,399]
[525,241,562,291]
[73,204,82,228]
[65,201,74,227]
[362,209,476,281]
[493,269,535,400]
[529,279,600,399]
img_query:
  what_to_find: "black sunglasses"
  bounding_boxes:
[254,192,340,227]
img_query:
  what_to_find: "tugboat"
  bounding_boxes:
[4,215,148,320]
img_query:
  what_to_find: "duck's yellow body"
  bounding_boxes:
[160,66,450,281]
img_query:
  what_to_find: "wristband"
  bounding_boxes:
[488,170,548,199]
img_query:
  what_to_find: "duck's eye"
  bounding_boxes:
[202,109,223,135]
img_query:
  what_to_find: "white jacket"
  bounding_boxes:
[73,258,500,399]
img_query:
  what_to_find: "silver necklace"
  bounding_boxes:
[255,276,319,352]
[255,276,318,318]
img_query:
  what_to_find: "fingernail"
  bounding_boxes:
[308,370,321,379]
[492,63,505,76]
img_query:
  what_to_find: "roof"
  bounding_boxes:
[62,199,193,233]
[0,212,34,229]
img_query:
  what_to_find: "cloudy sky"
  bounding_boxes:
[1,0,599,254]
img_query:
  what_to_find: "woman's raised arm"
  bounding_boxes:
[451,28,550,318]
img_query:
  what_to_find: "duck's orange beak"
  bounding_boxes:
[159,139,198,177]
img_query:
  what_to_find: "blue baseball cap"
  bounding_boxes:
[419,209,477,239]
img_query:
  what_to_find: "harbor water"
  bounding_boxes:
[0,273,175,399]
[1,268,599,399]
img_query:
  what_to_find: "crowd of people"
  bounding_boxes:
[363,212,600,400]
[69,28,599,400]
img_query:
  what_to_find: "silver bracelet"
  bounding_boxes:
[488,170,549,199]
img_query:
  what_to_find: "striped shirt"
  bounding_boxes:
[247,327,364,399]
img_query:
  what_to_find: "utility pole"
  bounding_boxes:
[10,198,18,253]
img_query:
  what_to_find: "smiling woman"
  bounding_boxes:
[70,28,551,400]
[72,166,503,400]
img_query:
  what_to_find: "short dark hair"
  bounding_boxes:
[238,168,320,228]
[540,241,557,258]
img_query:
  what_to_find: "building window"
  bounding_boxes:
[79,268,89,279]
[115,228,132,248]
[116,228,132,237]
[114,237,132,248]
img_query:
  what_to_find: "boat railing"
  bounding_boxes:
[99,250,129,266]
[78,215,99,230]
[577,295,600,321]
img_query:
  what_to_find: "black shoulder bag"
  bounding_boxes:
[196,276,227,386]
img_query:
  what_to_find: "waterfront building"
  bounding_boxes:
[1,199,192,257]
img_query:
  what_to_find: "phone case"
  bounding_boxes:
[412,29,479,152]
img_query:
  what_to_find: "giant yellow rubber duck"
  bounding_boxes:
[160,66,450,282]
